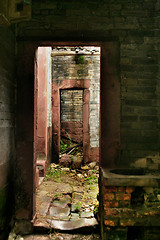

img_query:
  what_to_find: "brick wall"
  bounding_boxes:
[0,26,16,237]
[60,89,83,122]
[13,0,160,231]
[16,0,160,168]
[52,47,100,148]
[52,47,100,162]
[60,89,83,143]
[100,172,160,239]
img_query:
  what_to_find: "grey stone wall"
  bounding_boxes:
[61,90,83,122]
[0,26,16,236]
[52,47,100,148]
[16,0,160,167]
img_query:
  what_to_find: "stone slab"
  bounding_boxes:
[49,206,70,218]
[47,218,98,230]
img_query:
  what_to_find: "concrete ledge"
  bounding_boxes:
[102,168,160,187]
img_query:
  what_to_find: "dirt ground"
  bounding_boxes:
[34,162,100,236]
[23,233,100,240]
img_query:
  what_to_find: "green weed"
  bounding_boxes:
[86,175,98,185]
[60,140,68,153]
[44,166,63,182]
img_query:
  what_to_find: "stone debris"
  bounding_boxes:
[22,233,100,239]
[35,162,99,232]
[49,205,70,219]
[59,154,72,167]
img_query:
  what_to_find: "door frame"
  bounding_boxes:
[16,41,120,220]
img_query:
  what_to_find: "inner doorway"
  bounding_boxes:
[34,45,101,230]
[51,46,100,165]
[60,89,83,160]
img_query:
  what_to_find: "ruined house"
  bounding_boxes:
[0,0,160,239]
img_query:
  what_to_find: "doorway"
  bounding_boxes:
[51,46,100,164]
[34,45,101,229]
[15,41,120,226]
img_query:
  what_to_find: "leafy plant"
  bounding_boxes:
[44,165,63,182]
[86,175,98,185]
[66,132,74,148]
[60,139,68,153]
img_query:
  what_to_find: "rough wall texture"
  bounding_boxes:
[61,89,83,122]
[60,89,83,143]
[52,47,100,162]
[14,0,160,229]
[52,47,100,148]
[100,171,160,240]
[0,26,15,237]
[16,0,160,168]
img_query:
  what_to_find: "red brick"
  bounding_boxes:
[104,219,118,227]
[118,201,130,207]
[105,186,118,193]
[115,193,130,201]
[112,201,119,207]
[126,187,134,194]
[118,187,125,192]
[104,193,115,200]
[105,208,120,217]
[104,201,119,208]
[105,201,111,207]
[120,219,135,227]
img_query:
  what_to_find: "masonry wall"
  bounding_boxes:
[60,89,83,143]
[16,0,160,169]
[0,26,16,237]
[14,0,160,229]
[52,47,100,162]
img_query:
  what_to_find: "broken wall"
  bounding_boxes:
[16,0,160,169]
[60,89,83,143]
[52,47,100,162]
[0,26,16,237]
[14,1,160,233]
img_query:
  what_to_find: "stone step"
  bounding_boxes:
[47,218,98,231]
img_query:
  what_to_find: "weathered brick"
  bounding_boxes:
[118,201,130,208]
[105,208,120,217]
[104,201,119,208]
[126,187,134,194]
[104,219,118,227]
[13,2,160,237]
[118,187,125,192]
[120,219,135,227]
[105,186,118,193]
[104,193,115,201]
[116,193,131,201]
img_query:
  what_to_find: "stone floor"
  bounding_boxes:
[22,233,100,240]
[34,162,99,233]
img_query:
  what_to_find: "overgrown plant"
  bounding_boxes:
[60,139,68,153]
[85,175,98,185]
